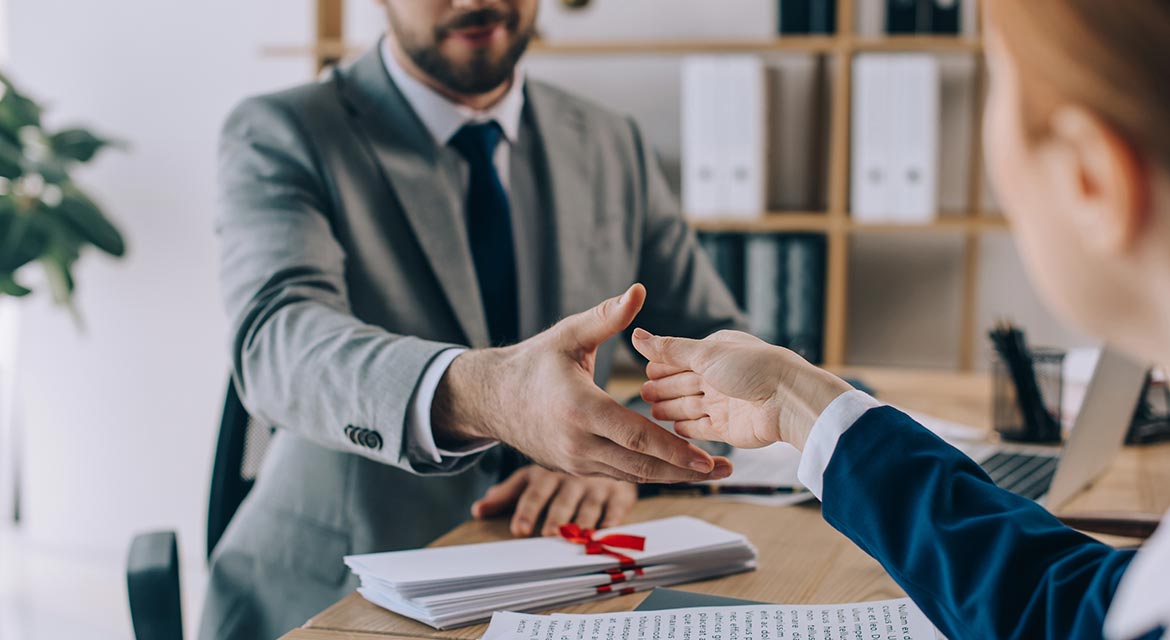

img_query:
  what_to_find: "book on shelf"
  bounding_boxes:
[778,0,836,35]
[782,234,826,364]
[851,53,940,224]
[927,0,961,34]
[886,0,962,34]
[736,232,827,364]
[681,56,767,219]
[698,232,747,310]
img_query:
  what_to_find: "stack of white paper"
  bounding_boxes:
[344,516,757,629]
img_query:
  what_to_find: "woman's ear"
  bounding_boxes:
[1045,105,1150,255]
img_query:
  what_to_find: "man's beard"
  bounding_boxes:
[394,7,534,95]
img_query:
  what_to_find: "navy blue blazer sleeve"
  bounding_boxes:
[820,406,1147,640]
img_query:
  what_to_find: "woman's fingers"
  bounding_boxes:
[632,329,711,372]
[641,371,704,403]
[674,417,716,441]
[646,361,689,380]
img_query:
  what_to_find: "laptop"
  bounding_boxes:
[958,348,1148,509]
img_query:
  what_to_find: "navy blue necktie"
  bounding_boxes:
[449,121,519,347]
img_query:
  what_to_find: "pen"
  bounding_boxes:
[639,484,808,497]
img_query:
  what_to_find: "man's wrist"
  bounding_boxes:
[431,348,505,445]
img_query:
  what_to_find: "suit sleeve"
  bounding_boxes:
[216,95,483,475]
[820,406,1140,640]
[625,118,748,341]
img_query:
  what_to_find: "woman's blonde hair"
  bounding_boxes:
[986,0,1170,166]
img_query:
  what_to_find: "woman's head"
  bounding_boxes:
[982,0,1170,361]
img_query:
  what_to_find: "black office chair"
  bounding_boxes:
[126,380,274,640]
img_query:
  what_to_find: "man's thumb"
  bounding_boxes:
[558,283,646,351]
[631,328,706,371]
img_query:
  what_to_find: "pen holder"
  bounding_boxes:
[993,347,1065,443]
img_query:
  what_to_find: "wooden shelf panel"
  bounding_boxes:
[849,216,1008,233]
[688,212,832,232]
[261,35,984,60]
[851,36,983,53]
[688,214,1008,233]
[529,36,839,55]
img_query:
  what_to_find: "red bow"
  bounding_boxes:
[559,523,646,568]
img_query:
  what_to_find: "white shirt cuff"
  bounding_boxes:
[796,390,883,501]
[407,348,498,464]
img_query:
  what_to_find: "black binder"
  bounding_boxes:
[779,0,811,34]
[886,0,923,33]
[809,0,837,34]
[927,0,961,34]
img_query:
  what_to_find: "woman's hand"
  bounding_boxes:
[631,329,853,451]
[471,465,638,538]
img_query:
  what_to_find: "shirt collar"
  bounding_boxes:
[380,37,524,147]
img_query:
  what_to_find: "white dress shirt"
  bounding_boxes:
[381,39,524,464]
[797,389,1170,640]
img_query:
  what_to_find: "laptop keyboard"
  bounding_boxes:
[980,452,1060,501]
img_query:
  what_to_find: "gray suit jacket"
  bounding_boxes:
[200,46,745,640]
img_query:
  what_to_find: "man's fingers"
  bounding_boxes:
[541,481,587,536]
[511,471,562,537]
[592,400,715,473]
[471,466,530,519]
[600,485,637,529]
[556,283,646,352]
[591,438,731,484]
[641,372,704,403]
[651,396,708,423]
[574,487,607,529]
[631,328,709,372]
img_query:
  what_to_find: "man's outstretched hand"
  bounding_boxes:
[432,283,732,484]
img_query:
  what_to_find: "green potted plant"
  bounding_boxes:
[0,71,125,316]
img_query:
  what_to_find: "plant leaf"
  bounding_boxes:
[0,272,30,297]
[55,187,126,257]
[0,135,22,178]
[0,211,49,272]
[49,128,120,163]
[0,84,42,134]
[40,252,74,305]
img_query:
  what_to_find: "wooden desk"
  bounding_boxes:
[283,368,1170,640]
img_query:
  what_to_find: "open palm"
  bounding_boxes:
[634,329,852,451]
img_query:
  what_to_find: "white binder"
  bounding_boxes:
[851,54,897,222]
[719,56,768,218]
[891,55,940,223]
[681,57,723,218]
[682,56,767,219]
[851,53,940,224]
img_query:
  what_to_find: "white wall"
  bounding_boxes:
[6,0,315,636]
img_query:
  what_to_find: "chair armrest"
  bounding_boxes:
[127,531,184,640]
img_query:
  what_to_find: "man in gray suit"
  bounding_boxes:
[202,0,746,637]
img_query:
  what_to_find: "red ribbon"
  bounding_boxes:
[559,523,646,568]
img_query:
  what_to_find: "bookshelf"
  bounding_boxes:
[266,0,999,371]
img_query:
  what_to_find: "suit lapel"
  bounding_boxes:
[336,49,491,348]
[523,83,596,323]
